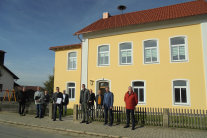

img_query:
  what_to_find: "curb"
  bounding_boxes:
[0,119,125,138]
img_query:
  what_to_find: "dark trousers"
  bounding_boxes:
[81,103,88,122]
[19,102,25,115]
[36,104,42,117]
[88,104,94,120]
[104,105,113,125]
[61,104,67,116]
[42,103,48,116]
[126,109,135,128]
[53,104,62,120]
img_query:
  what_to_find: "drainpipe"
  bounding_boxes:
[77,34,83,42]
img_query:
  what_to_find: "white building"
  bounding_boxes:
[0,50,19,98]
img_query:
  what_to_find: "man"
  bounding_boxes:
[124,86,138,130]
[17,87,27,116]
[62,90,69,116]
[88,89,95,120]
[52,87,63,121]
[79,84,90,124]
[103,86,114,126]
[34,86,44,118]
[43,90,50,116]
[95,89,104,118]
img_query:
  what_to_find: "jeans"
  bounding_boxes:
[53,104,62,120]
[104,105,113,125]
[126,109,135,128]
[36,104,42,117]
[62,104,67,115]
[19,102,25,115]
[81,103,88,122]
[88,105,94,120]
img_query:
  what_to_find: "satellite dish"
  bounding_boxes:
[117,5,127,14]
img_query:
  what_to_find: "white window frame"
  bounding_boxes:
[97,44,110,67]
[67,51,77,70]
[118,42,133,65]
[66,82,76,101]
[131,80,146,105]
[143,39,160,64]
[169,36,189,63]
[172,79,190,106]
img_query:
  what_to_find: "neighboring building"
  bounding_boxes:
[0,50,19,98]
[50,0,207,109]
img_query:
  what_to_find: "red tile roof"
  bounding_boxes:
[74,0,207,35]
[49,43,81,51]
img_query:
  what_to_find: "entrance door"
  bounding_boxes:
[97,81,109,95]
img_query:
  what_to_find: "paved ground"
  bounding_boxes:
[0,112,207,138]
[0,123,82,138]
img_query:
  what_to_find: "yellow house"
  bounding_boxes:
[50,0,207,109]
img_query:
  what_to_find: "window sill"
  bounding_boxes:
[173,103,190,106]
[171,60,188,63]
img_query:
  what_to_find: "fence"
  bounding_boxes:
[73,104,207,130]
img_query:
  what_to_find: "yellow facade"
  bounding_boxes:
[54,46,81,108]
[53,24,207,109]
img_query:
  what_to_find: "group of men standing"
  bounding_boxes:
[79,84,138,130]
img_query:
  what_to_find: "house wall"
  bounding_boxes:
[86,24,207,109]
[0,66,14,97]
[53,47,81,108]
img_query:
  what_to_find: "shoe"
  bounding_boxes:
[53,119,56,121]
[22,114,25,116]
[132,127,135,130]
[80,121,85,123]
[59,119,63,121]
[104,123,107,125]
[35,116,39,118]
[86,121,89,124]
[108,124,112,127]
[124,125,129,128]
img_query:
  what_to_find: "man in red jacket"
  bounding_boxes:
[124,86,138,130]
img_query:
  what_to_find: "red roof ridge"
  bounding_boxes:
[49,43,81,51]
[74,0,207,35]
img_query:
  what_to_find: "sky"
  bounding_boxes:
[0,0,193,86]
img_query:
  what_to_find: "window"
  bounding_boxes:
[173,80,189,105]
[119,42,132,65]
[98,45,109,66]
[68,52,77,70]
[132,81,146,104]
[67,82,75,100]
[170,36,188,62]
[144,39,159,63]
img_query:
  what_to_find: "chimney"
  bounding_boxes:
[103,12,110,19]
[0,50,6,65]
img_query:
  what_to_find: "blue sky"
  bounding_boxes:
[0,0,192,86]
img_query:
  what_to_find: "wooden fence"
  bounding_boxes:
[73,104,207,130]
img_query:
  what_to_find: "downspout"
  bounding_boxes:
[77,34,83,42]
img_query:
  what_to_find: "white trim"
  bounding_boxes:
[66,81,76,101]
[169,35,189,63]
[201,22,207,107]
[118,41,133,66]
[131,80,146,105]
[142,38,160,64]
[95,78,111,95]
[81,39,88,88]
[67,51,77,71]
[97,44,110,67]
[171,79,191,106]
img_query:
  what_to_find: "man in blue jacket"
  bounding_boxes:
[103,86,114,126]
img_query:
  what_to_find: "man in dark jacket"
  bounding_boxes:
[88,89,95,120]
[124,86,138,130]
[17,87,27,116]
[103,86,114,126]
[52,87,63,121]
[43,90,50,116]
[62,90,69,116]
[79,84,90,124]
